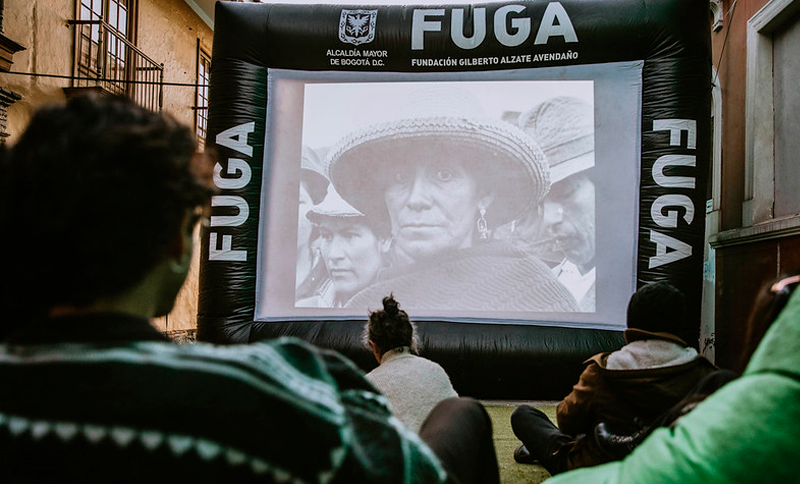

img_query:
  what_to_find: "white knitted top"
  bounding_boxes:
[365,347,458,434]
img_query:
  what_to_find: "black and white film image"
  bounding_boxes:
[294,80,596,313]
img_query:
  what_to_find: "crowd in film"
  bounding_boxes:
[296,89,596,313]
[0,94,798,483]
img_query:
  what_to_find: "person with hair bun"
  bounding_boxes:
[364,295,457,434]
[364,295,501,484]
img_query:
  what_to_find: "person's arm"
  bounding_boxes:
[556,360,602,437]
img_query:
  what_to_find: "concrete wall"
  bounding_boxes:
[711,0,757,233]
[710,0,800,369]
[136,0,213,335]
[138,0,213,122]
[0,0,213,336]
[1,0,74,141]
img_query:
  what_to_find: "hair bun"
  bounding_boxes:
[382,294,399,316]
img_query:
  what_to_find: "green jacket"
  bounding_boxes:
[546,288,800,483]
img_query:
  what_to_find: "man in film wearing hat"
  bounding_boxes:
[510,282,717,475]
[327,86,578,313]
[518,96,597,312]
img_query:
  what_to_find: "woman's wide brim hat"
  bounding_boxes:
[325,88,551,228]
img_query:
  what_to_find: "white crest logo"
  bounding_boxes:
[339,9,377,46]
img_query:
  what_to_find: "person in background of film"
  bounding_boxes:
[295,145,330,303]
[517,96,597,312]
[298,185,389,308]
[327,86,578,313]
[363,295,458,434]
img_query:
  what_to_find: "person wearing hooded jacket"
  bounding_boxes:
[545,274,800,483]
[511,282,717,475]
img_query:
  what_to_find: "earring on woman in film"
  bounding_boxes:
[477,206,489,240]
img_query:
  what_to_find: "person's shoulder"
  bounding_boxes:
[414,356,456,385]
[692,354,718,370]
[418,355,449,372]
[745,289,800,376]
[139,337,360,389]
[583,352,611,366]
[578,353,613,384]
[147,335,317,358]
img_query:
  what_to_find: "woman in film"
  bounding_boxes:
[325,87,578,313]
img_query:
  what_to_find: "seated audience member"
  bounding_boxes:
[364,295,459,433]
[511,281,717,475]
[0,94,492,483]
[546,273,800,483]
[592,271,800,459]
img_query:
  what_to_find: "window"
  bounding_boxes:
[71,0,163,111]
[772,9,800,217]
[744,0,800,226]
[195,42,211,151]
[77,0,134,93]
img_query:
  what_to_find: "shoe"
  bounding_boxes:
[513,444,536,464]
[593,422,647,460]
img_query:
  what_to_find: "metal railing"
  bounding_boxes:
[69,19,163,111]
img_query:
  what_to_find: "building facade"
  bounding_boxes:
[708,0,800,370]
[0,0,215,338]
[3,0,796,355]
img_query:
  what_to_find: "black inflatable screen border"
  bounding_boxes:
[198,0,711,399]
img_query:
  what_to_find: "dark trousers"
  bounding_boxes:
[419,397,500,484]
[510,405,573,475]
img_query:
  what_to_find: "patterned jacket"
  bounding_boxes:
[0,313,446,483]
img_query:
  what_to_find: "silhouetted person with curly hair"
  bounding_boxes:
[0,95,472,483]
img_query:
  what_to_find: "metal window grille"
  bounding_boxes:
[70,0,163,111]
[195,45,211,150]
